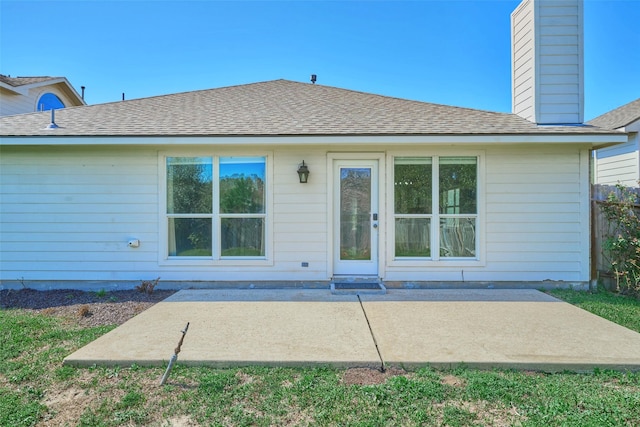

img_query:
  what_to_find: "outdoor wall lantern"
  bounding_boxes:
[297,161,310,183]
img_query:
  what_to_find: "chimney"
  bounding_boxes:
[511,0,584,125]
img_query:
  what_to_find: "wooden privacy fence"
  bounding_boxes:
[591,184,640,284]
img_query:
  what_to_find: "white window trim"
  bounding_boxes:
[386,150,486,268]
[34,90,66,112]
[158,151,274,267]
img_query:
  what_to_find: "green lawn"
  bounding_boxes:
[1,288,639,426]
[548,287,640,333]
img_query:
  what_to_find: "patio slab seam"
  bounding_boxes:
[356,294,385,370]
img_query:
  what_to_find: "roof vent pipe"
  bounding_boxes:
[310,74,316,84]
[46,108,59,129]
[81,86,85,101]
[122,93,125,101]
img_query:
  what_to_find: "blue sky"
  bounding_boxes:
[1,0,638,120]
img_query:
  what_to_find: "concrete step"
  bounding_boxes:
[331,278,386,295]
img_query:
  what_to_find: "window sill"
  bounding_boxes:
[388,258,485,268]
[159,257,273,267]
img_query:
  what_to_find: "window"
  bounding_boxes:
[166,156,266,259]
[37,93,65,111]
[394,156,477,259]
[167,157,213,256]
[438,157,477,258]
[394,157,432,257]
[219,157,265,257]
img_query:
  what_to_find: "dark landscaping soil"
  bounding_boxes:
[0,288,177,327]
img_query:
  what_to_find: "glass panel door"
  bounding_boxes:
[333,160,379,276]
[340,167,371,261]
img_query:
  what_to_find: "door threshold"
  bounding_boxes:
[330,277,386,295]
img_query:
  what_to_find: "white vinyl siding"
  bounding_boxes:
[511,0,535,121]
[511,0,583,124]
[482,145,588,281]
[0,88,37,116]
[0,142,590,285]
[272,150,328,276]
[594,136,640,187]
[0,146,160,280]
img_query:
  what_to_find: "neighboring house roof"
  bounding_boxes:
[588,98,640,130]
[0,74,86,108]
[0,79,622,137]
[0,75,64,87]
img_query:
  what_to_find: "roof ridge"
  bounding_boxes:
[266,79,516,118]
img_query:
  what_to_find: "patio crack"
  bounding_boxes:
[357,294,385,371]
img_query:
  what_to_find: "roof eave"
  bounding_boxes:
[0,133,628,147]
[0,81,27,95]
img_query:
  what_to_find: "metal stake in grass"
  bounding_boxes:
[160,322,189,386]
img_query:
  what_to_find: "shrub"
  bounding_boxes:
[78,305,91,318]
[600,184,640,297]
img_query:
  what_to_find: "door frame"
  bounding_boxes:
[327,152,385,278]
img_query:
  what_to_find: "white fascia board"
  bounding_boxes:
[0,134,627,147]
[0,81,27,95]
[17,77,67,91]
[57,78,87,106]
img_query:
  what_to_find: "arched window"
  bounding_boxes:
[37,93,65,111]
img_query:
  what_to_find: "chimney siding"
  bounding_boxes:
[511,0,584,124]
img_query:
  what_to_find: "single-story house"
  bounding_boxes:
[0,75,86,116]
[0,0,628,290]
[591,98,640,188]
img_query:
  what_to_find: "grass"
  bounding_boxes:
[1,287,640,426]
[0,311,115,426]
[548,286,640,333]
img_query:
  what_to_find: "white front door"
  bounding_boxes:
[333,159,379,276]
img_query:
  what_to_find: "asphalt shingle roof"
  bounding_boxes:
[0,75,62,87]
[588,98,640,130]
[0,79,620,137]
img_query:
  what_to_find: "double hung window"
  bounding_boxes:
[166,156,266,259]
[394,156,478,260]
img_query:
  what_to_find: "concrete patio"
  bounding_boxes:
[64,289,640,372]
